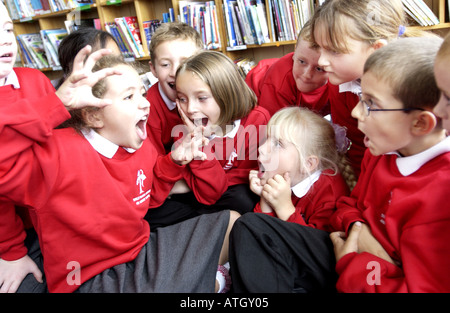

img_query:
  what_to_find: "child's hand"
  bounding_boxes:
[358,223,399,266]
[176,100,195,133]
[249,170,263,196]
[330,221,362,262]
[0,255,43,293]
[171,126,209,165]
[55,45,122,111]
[261,173,295,221]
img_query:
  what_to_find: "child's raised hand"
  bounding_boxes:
[55,45,122,111]
[249,170,263,196]
[262,173,295,221]
[171,126,209,165]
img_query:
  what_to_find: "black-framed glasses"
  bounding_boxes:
[357,93,425,116]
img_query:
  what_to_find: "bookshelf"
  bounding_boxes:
[5,0,450,78]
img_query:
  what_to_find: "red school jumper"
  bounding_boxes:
[0,94,184,292]
[0,67,60,261]
[254,170,349,232]
[203,106,270,186]
[331,142,450,292]
[248,52,330,117]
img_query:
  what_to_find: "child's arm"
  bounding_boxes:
[261,173,295,221]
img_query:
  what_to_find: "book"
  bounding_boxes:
[122,16,145,57]
[40,28,67,68]
[17,33,49,69]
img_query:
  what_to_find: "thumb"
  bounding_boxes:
[31,264,43,283]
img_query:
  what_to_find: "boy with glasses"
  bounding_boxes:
[330,36,450,292]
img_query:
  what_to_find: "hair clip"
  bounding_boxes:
[398,25,406,37]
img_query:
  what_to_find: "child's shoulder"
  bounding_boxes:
[245,105,270,123]
[14,67,48,80]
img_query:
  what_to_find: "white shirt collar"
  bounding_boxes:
[291,170,322,198]
[395,136,450,176]
[81,128,136,159]
[3,70,20,89]
[208,119,241,140]
[339,79,361,95]
[158,83,176,111]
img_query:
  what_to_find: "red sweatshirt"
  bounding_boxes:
[332,141,450,293]
[0,92,184,292]
[201,106,270,186]
[328,84,365,177]
[248,52,330,117]
[0,67,61,261]
[254,170,349,232]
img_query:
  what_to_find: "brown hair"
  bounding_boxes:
[149,22,204,65]
[176,50,257,127]
[311,0,429,54]
[268,107,356,190]
[364,36,443,111]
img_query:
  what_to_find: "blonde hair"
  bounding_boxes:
[176,50,257,126]
[364,36,443,111]
[149,22,204,65]
[311,0,428,53]
[268,107,356,190]
[296,19,319,50]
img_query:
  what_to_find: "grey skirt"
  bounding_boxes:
[76,210,230,293]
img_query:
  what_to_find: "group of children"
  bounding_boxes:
[0,0,449,293]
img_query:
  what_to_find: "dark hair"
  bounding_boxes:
[55,28,119,88]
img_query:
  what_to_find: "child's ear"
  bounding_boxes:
[82,109,104,129]
[411,111,438,136]
[305,155,320,172]
[371,39,388,51]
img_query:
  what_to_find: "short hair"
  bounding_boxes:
[311,0,410,53]
[149,22,204,65]
[296,19,319,50]
[176,50,257,126]
[364,36,444,110]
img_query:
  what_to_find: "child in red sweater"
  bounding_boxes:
[0,2,122,293]
[229,107,352,292]
[175,50,270,215]
[144,22,230,228]
[247,20,330,117]
[330,36,450,292]
[0,54,239,293]
[434,33,450,133]
[310,0,429,177]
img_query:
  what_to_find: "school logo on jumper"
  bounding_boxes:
[136,169,147,194]
[223,149,238,170]
[134,169,151,205]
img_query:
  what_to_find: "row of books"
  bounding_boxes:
[178,1,222,50]
[5,0,94,20]
[104,16,145,59]
[222,0,314,48]
[402,0,439,26]
[16,28,68,70]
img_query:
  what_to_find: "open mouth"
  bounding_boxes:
[258,162,265,179]
[193,117,208,127]
[136,115,148,141]
[0,53,13,61]
[168,82,175,90]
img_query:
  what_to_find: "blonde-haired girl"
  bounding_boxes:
[175,50,270,215]
[310,0,435,177]
[229,107,352,292]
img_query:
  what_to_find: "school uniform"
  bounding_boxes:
[229,170,349,293]
[328,82,365,177]
[144,82,228,227]
[0,67,60,292]
[0,96,229,293]
[332,138,450,292]
[249,52,330,117]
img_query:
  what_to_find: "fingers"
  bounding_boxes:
[71,45,92,74]
[83,47,113,72]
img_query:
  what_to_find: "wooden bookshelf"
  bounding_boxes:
[5,0,450,77]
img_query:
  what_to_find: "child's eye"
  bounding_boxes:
[298,59,306,65]
[177,97,187,103]
[124,94,133,100]
[316,66,325,73]
[198,96,208,102]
